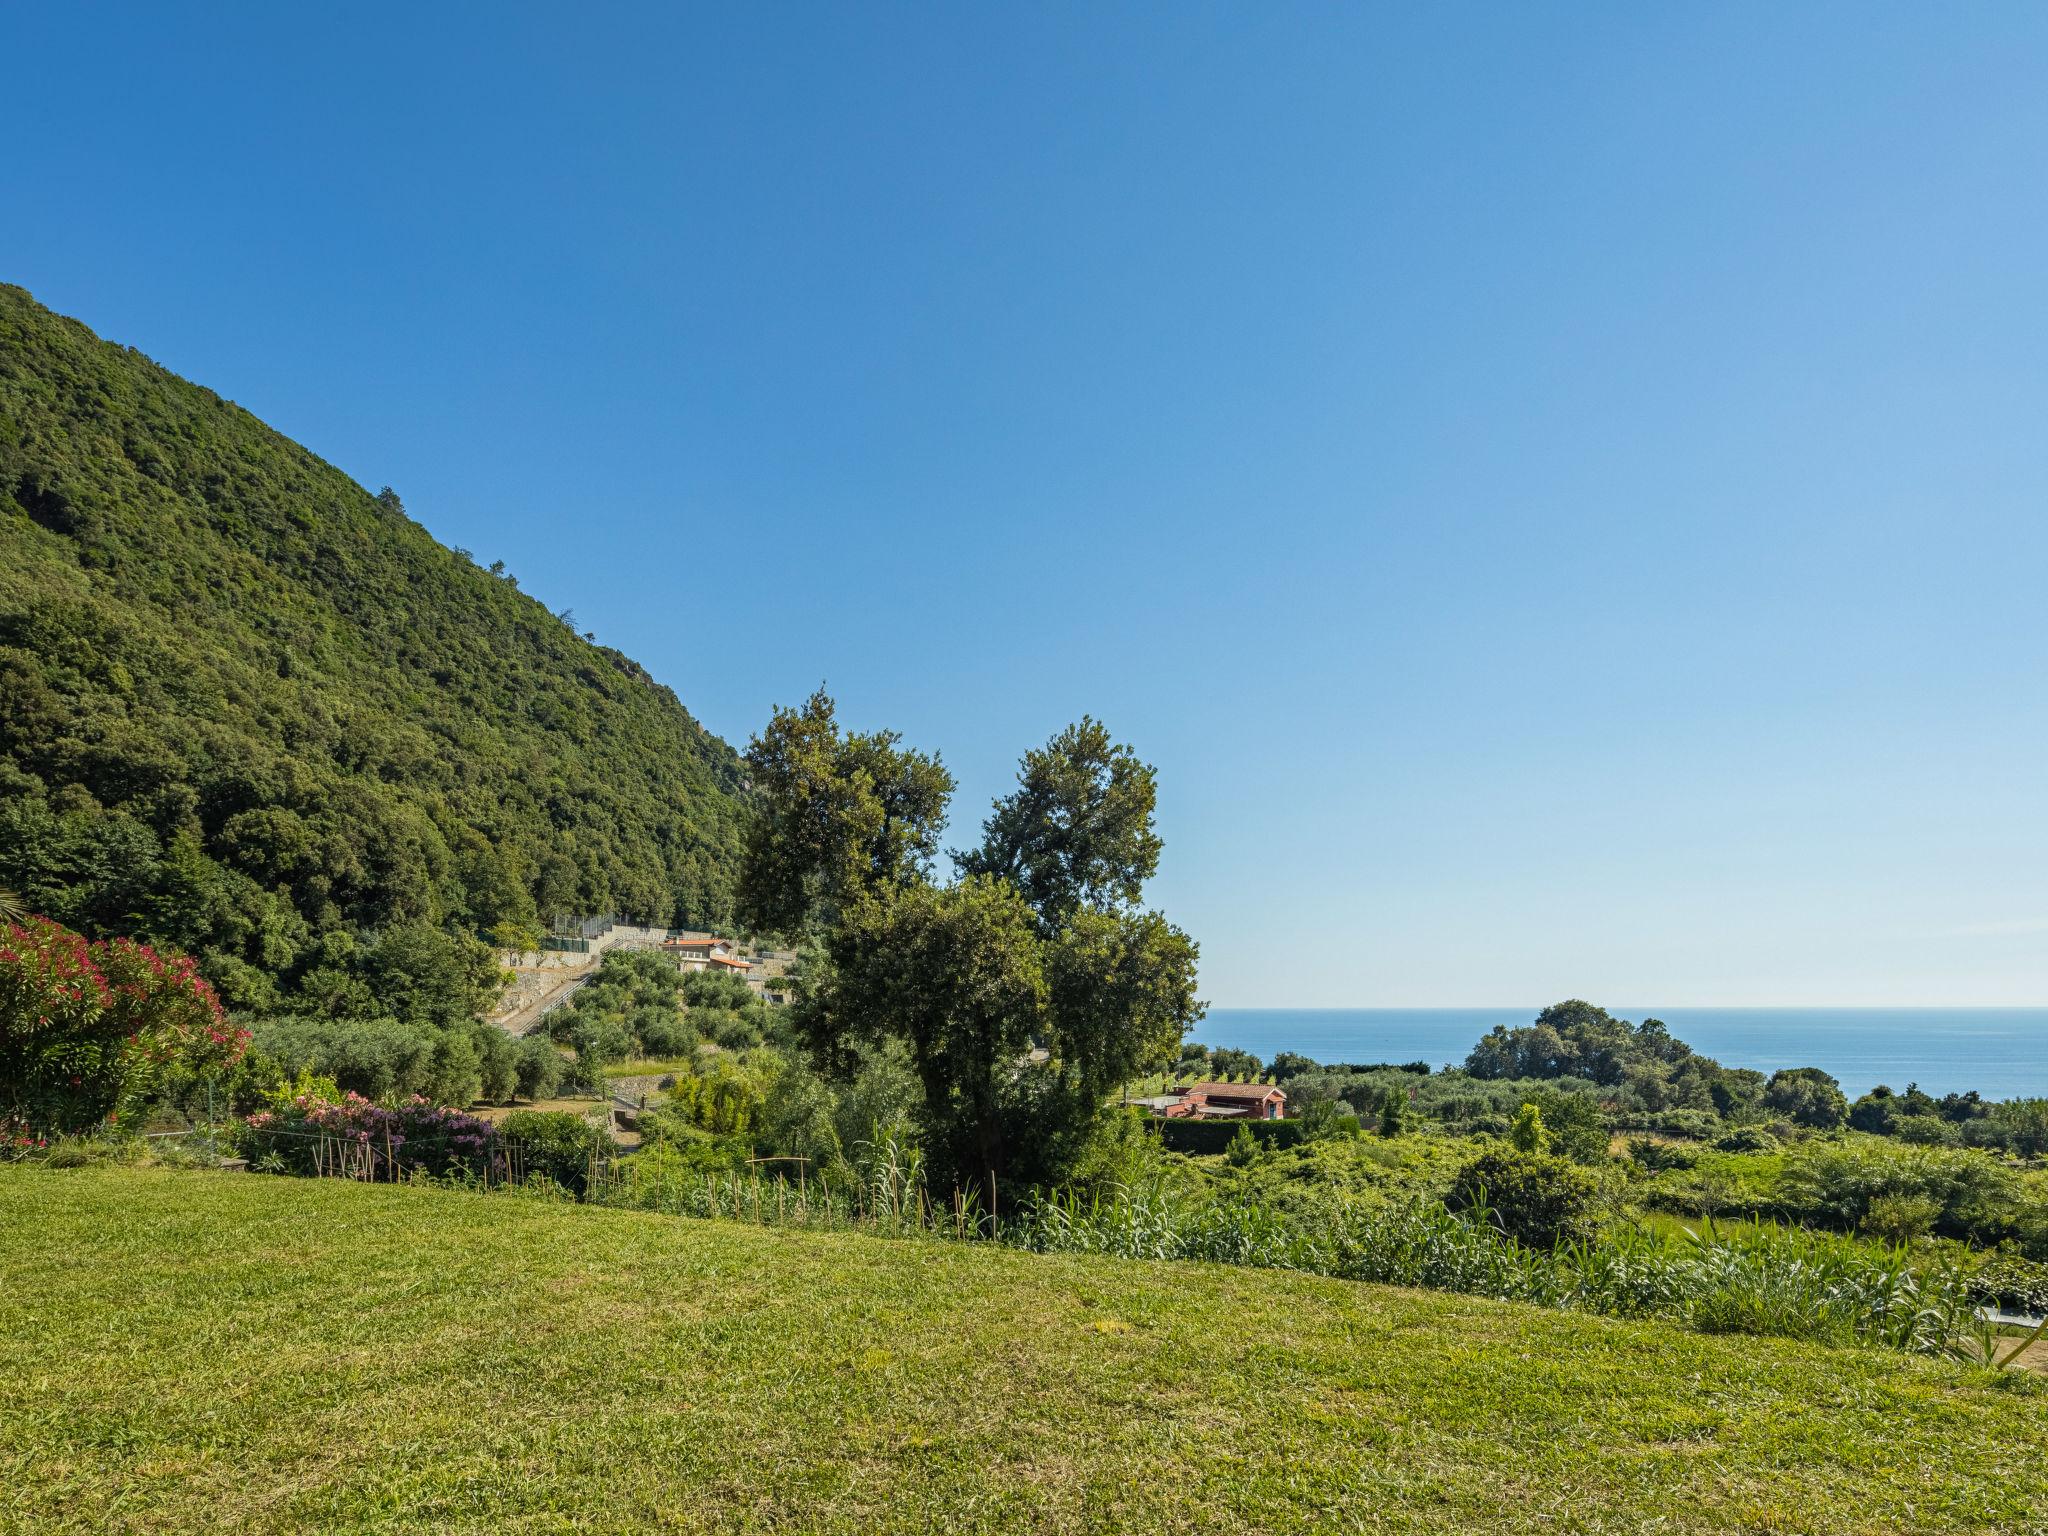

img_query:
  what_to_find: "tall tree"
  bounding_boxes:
[762,709,1200,1194]
[798,877,1046,1195]
[736,689,954,935]
[1043,908,1201,1121]
[956,718,1162,932]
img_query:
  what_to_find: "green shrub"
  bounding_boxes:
[637,1014,698,1058]
[477,1027,519,1104]
[1509,1103,1548,1154]
[1224,1124,1260,1168]
[753,1055,846,1176]
[681,969,755,1010]
[1377,1085,1411,1138]
[513,1036,563,1101]
[1627,1137,1699,1172]
[1714,1126,1780,1154]
[1861,1193,1942,1243]
[703,1007,764,1051]
[1763,1068,1847,1130]
[1518,1089,1610,1165]
[1967,1247,2048,1314]
[1892,1114,1959,1147]
[250,1017,493,1106]
[1152,1117,1305,1155]
[1990,1098,2048,1157]
[662,1059,762,1137]
[1779,1140,2023,1245]
[499,1109,609,1193]
[1294,1098,1358,1142]
[1448,1147,1605,1250]
[567,1017,632,1069]
[558,1053,602,1096]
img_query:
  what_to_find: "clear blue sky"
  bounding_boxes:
[6,4,2046,1006]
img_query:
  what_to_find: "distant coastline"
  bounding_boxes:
[1195,1007,2048,1101]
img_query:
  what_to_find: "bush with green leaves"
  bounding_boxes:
[751,1051,847,1176]
[499,1109,609,1193]
[1508,1102,1548,1154]
[249,1016,500,1106]
[1966,1247,2048,1314]
[636,1014,698,1058]
[1763,1068,1848,1130]
[1294,1097,1356,1142]
[1714,1125,1780,1154]
[512,1035,564,1102]
[1892,1114,1960,1147]
[699,1007,766,1051]
[1627,1136,1699,1172]
[681,969,755,1010]
[565,1016,633,1070]
[1778,1140,2025,1246]
[1448,1146,1606,1250]
[1223,1123,1260,1168]
[651,1057,763,1139]
[0,915,247,1134]
[1860,1193,1943,1243]
[1989,1098,2048,1157]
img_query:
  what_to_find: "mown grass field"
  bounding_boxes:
[2,1168,2044,1536]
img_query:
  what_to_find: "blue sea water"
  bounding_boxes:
[1194,1008,2048,1101]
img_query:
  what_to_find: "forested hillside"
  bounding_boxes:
[0,284,744,1013]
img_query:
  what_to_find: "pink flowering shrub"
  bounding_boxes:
[239,1091,500,1179]
[0,916,248,1135]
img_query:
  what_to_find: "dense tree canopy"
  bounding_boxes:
[955,717,1162,933]
[0,286,746,1012]
[803,876,1048,1189]
[736,689,953,936]
[775,709,1202,1194]
[1764,1067,1849,1130]
[1463,999,1765,1116]
[1465,1001,1685,1086]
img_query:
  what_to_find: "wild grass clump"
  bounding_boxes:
[1009,1180,1985,1355]
[1553,1221,1976,1352]
[588,1127,988,1238]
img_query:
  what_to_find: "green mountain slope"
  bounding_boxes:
[0,284,744,1012]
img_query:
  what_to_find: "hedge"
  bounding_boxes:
[1152,1117,1358,1154]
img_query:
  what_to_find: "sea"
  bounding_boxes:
[1193,1008,2048,1101]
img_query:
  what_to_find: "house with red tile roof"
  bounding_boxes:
[1152,1081,1287,1120]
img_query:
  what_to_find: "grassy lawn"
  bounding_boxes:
[2,1168,2044,1535]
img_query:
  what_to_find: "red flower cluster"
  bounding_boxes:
[0,915,249,1135]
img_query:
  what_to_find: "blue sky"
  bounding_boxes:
[5,4,2046,1006]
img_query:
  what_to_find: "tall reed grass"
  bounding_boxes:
[340,1124,2000,1360]
[1013,1183,1982,1354]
